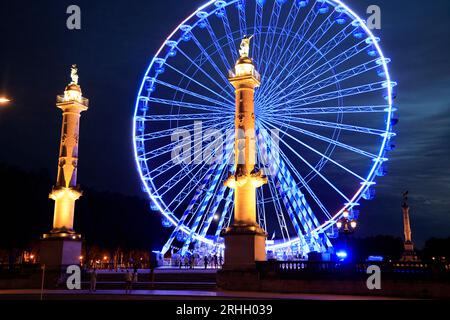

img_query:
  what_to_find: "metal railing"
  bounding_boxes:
[256,260,450,280]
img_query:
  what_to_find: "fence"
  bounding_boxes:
[256,260,450,281]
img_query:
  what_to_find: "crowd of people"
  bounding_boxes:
[87,252,224,294]
[176,253,223,269]
[89,266,140,294]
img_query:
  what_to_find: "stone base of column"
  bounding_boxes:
[221,224,267,270]
[401,241,418,262]
[40,233,82,270]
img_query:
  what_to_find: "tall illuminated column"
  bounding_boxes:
[41,65,88,268]
[222,37,268,270]
[401,192,418,262]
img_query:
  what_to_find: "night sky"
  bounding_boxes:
[1,0,449,247]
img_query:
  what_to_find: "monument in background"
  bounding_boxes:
[401,191,418,262]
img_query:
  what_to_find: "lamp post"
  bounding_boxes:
[335,210,358,262]
[336,210,358,235]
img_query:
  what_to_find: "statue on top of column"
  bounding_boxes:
[70,64,79,85]
[239,35,253,58]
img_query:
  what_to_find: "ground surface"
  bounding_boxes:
[0,289,405,300]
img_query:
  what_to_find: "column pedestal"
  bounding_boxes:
[40,234,82,269]
[221,224,267,270]
[401,241,418,262]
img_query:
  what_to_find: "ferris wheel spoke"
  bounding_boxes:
[260,2,313,88]
[264,1,301,70]
[302,65,382,101]
[140,126,207,161]
[217,9,239,63]
[140,121,231,166]
[262,116,379,159]
[256,187,267,232]
[161,164,221,255]
[164,163,230,225]
[225,205,234,229]
[260,8,336,100]
[155,79,232,109]
[143,113,230,122]
[259,4,337,98]
[260,118,366,181]
[139,123,203,142]
[274,3,320,71]
[262,23,356,102]
[274,164,314,237]
[236,0,247,39]
[252,0,264,66]
[139,117,230,142]
[257,120,351,203]
[154,124,233,192]
[178,46,234,95]
[275,81,390,112]
[189,33,234,90]
[215,191,234,238]
[181,151,232,254]
[165,63,235,104]
[257,127,326,231]
[259,4,302,94]
[198,174,229,238]
[196,152,234,238]
[258,126,333,249]
[301,41,373,87]
[271,115,389,137]
[168,136,233,222]
[276,105,391,116]
[275,174,320,253]
[277,145,333,221]
[141,97,230,114]
[265,38,371,107]
[277,58,382,105]
[266,173,290,242]
[295,34,372,85]
[255,133,289,241]
[257,129,320,249]
[166,151,230,214]
[257,121,332,222]
[203,19,233,72]
[259,0,284,77]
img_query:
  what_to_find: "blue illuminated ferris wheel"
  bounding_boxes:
[133,0,397,256]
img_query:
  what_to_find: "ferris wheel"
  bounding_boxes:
[133,0,397,256]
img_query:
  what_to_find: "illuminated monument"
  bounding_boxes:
[40,65,88,267]
[222,37,268,269]
[400,191,418,261]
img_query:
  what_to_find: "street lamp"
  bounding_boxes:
[336,210,358,234]
[0,97,11,105]
[335,210,358,262]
